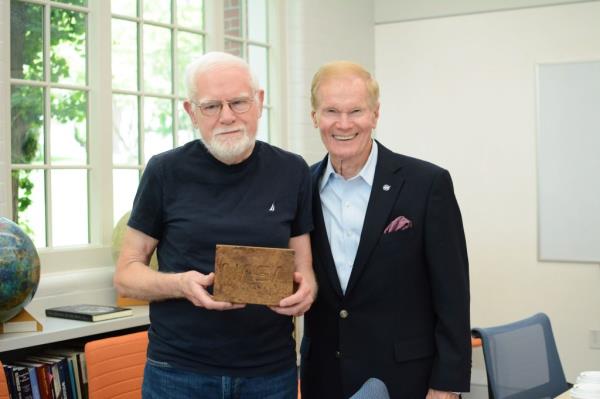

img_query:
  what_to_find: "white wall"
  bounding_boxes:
[284,0,374,164]
[375,0,591,23]
[375,0,600,387]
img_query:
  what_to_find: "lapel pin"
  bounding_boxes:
[382,184,391,191]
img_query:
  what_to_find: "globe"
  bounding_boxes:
[112,211,158,306]
[112,211,158,270]
[0,217,41,323]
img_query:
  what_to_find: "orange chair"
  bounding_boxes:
[84,331,148,399]
[0,360,9,399]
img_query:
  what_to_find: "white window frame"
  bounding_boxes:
[0,0,284,274]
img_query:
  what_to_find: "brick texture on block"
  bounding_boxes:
[213,244,295,306]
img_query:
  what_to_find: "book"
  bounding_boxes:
[0,309,43,333]
[77,352,88,399]
[30,354,75,399]
[17,360,53,399]
[45,349,83,399]
[3,364,18,399]
[14,365,34,399]
[213,244,295,306]
[45,305,132,322]
[12,362,42,399]
[25,357,58,399]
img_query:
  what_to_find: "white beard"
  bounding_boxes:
[201,126,255,164]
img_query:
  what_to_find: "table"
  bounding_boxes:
[554,389,571,398]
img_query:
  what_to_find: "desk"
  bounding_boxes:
[554,390,570,398]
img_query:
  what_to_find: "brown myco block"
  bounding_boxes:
[213,244,295,306]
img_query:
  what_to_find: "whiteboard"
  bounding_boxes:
[537,60,600,262]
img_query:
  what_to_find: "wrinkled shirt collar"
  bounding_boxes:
[320,140,378,192]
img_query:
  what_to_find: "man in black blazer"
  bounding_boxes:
[300,61,471,399]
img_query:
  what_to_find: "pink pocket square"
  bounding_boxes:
[383,216,413,234]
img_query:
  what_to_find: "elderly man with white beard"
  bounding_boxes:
[114,52,316,399]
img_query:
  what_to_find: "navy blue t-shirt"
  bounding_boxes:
[128,140,313,376]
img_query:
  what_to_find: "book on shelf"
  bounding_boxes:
[12,365,34,399]
[15,360,53,399]
[27,355,65,399]
[2,365,16,399]
[45,349,84,399]
[45,304,133,322]
[0,309,43,333]
[11,362,42,399]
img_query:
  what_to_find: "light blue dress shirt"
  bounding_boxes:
[319,141,378,293]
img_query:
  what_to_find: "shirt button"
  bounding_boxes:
[335,351,342,358]
[339,309,349,319]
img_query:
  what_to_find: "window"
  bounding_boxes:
[10,0,90,247]
[223,0,270,143]
[111,0,205,224]
[3,0,278,269]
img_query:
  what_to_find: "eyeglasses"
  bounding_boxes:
[190,96,255,117]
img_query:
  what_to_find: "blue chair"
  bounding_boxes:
[472,313,569,399]
[349,378,390,399]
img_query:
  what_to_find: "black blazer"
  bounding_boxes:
[301,142,471,399]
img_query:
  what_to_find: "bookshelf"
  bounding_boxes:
[0,300,149,354]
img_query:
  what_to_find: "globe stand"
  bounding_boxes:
[116,296,148,307]
[0,309,42,333]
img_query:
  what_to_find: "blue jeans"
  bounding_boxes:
[142,358,298,399]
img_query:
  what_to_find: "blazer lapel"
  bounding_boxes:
[344,143,405,297]
[311,157,344,297]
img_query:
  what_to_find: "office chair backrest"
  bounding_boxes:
[472,313,569,399]
[349,378,391,399]
[0,361,9,399]
[85,330,148,399]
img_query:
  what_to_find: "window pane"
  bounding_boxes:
[224,0,243,38]
[143,25,172,94]
[143,0,171,24]
[112,19,138,91]
[11,85,44,165]
[113,94,139,165]
[144,97,173,163]
[177,0,204,29]
[54,0,87,5]
[50,89,87,165]
[177,99,196,145]
[13,169,46,247]
[113,169,139,225]
[257,107,268,142]
[51,169,88,246]
[111,0,137,17]
[248,45,268,103]
[177,31,203,96]
[50,8,87,85]
[225,39,243,58]
[10,0,44,81]
[247,0,267,42]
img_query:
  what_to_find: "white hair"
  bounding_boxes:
[184,52,260,100]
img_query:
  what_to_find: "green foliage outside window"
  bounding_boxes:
[11,0,86,237]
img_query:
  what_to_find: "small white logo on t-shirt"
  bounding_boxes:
[268,203,275,212]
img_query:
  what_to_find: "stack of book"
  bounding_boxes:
[2,349,88,399]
